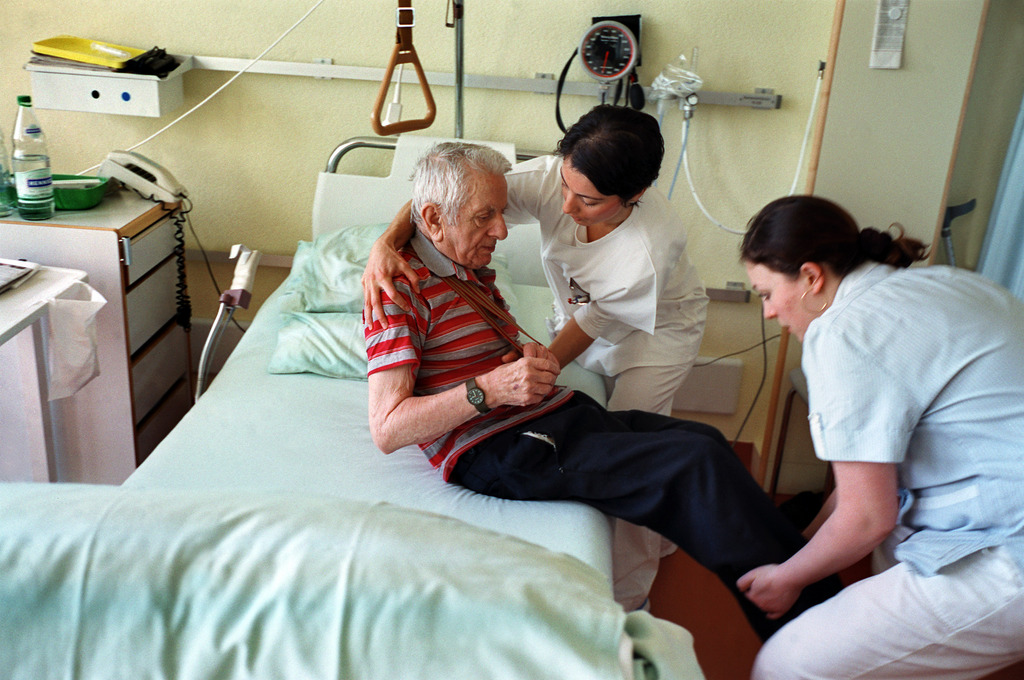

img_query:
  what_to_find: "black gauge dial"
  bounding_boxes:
[578,21,638,83]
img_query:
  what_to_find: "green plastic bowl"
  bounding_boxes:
[53,174,109,210]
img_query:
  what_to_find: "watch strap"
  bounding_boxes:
[466,377,490,414]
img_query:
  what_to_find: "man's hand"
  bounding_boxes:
[522,341,560,369]
[478,342,561,408]
[362,239,420,328]
[737,564,802,620]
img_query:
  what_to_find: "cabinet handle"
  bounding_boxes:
[121,236,132,266]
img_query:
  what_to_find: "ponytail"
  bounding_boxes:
[859,224,928,268]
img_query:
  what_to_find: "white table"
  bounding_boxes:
[0,266,89,482]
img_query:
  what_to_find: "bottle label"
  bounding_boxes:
[14,168,53,198]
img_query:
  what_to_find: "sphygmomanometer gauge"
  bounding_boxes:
[578,20,638,83]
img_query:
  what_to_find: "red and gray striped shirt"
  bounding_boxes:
[365,231,572,479]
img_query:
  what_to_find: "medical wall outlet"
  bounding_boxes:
[870,0,909,69]
[25,56,192,117]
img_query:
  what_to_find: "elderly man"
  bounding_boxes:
[364,142,840,640]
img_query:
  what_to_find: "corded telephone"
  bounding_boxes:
[97,150,187,203]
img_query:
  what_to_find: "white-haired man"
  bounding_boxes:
[364,142,841,640]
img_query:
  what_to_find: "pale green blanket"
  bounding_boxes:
[0,483,704,680]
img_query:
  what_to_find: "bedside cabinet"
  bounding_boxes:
[0,190,193,483]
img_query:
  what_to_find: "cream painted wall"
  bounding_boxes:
[766,0,1024,494]
[944,0,1024,270]
[814,0,986,247]
[1,1,837,452]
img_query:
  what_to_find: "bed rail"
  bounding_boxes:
[325,136,540,173]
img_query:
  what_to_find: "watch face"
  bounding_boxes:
[468,387,485,406]
[579,22,637,82]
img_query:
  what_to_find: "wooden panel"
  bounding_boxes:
[814,0,986,247]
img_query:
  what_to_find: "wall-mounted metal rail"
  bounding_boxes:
[189,56,782,110]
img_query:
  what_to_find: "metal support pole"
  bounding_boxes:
[453,1,465,138]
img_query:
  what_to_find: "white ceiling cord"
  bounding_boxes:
[79,0,327,174]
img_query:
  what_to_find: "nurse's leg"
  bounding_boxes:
[753,547,1024,679]
[605,363,692,415]
[604,364,693,611]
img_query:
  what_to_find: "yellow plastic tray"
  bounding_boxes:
[32,35,145,70]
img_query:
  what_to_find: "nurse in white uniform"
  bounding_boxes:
[363,105,708,611]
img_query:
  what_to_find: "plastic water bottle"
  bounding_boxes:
[0,129,14,217]
[11,95,54,220]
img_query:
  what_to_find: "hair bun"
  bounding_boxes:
[859,228,893,260]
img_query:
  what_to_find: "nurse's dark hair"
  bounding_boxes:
[740,195,929,278]
[556,104,663,205]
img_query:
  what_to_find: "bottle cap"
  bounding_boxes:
[17,95,31,106]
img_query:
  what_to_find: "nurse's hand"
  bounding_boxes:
[737,564,802,620]
[362,239,420,327]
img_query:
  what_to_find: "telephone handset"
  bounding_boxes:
[98,150,187,203]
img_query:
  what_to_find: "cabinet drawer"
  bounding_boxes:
[126,216,177,285]
[135,378,191,465]
[126,258,180,355]
[131,324,189,425]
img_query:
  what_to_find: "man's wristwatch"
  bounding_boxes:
[465,377,490,414]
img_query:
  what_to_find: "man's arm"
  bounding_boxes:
[362,201,418,327]
[368,343,562,454]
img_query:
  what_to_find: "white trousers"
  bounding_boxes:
[604,363,691,611]
[753,547,1024,680]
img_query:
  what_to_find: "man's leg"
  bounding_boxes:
[451,394,842,639]
[604,364,693,612]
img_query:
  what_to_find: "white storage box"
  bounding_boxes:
[25,57,192,117]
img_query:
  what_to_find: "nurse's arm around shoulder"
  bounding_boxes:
[363,200,420,326]
[738,462,898,619]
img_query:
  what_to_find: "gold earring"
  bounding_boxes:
[800,289,830,313]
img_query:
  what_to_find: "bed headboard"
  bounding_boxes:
[313,135,547,287]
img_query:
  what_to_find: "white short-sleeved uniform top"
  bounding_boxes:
[503,155,707,376]
[802,263,1024,576]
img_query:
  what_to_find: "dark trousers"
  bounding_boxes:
[451,393,842,640]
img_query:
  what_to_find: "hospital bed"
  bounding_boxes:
[130,135,613,574]
[0,136,705,679]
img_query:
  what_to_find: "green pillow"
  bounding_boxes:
[269,227,518,381]
[268,293,368,379]
[285,223,389,313]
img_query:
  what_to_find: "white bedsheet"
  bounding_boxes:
[127,283,614,580]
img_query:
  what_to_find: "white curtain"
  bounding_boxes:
[977,91,1024,300]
